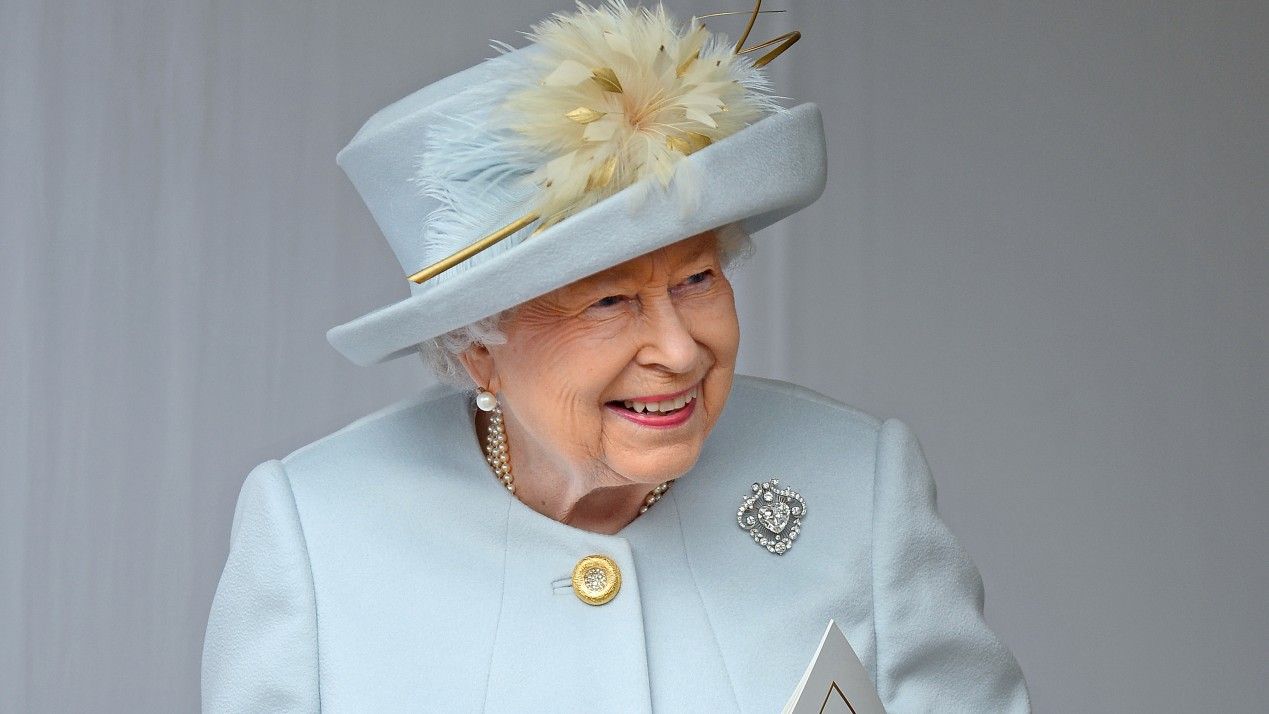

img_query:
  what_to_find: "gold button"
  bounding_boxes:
[572,554,621,606]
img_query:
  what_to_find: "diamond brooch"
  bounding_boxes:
[737,479,806,555]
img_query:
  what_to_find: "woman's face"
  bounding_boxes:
[464,230,740,490]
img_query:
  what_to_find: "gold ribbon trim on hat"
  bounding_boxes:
[407,0,801,286]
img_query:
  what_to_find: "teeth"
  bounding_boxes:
[622,385,698,414]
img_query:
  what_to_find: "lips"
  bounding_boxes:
[614,384,699,415]
[605,383,700,428]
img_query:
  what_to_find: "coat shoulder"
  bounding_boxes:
[274,382,470,495]
[726,374,882,442]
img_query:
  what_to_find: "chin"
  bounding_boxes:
[616,444,703,486]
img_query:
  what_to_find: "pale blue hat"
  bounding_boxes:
[328,2,827,366]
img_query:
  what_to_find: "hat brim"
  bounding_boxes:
[328,102,827,366]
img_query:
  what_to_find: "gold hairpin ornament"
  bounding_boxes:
[408,0,801,286]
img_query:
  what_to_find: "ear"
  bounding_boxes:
[457,343,502,393]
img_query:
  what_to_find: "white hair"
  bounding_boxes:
[418,221,756,388]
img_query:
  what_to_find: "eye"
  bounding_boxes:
[683,270,712,285]
[673,269,715,292]
[591,294,626,309]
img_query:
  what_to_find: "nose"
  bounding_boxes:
[634,295,698,374]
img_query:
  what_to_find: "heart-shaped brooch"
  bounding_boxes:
[737,479,806,555]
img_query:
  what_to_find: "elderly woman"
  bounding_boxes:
[202,2,1030,712]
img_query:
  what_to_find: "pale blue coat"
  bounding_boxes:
[201,375,1031,712]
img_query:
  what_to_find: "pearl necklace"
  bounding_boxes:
[481,404,672,515]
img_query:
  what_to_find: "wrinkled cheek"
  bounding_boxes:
[718,313,741,362]
[703,365,736,429]
[566,399,608,460]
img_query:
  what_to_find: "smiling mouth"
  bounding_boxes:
[606,384,700,416]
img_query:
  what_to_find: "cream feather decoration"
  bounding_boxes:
[409,0,785,286]
[500,0,784,229]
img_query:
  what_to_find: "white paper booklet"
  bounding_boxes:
[781,620,887,714]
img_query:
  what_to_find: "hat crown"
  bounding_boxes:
[336,45,544,284]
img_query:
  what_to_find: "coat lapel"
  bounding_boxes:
[668,381,878,713]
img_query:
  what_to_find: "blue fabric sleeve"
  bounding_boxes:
[201,460,320,713]
[871,418,1031,712]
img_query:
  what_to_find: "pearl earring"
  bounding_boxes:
[475,389,499,412]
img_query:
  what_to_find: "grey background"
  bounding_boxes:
[3,0,1265,711]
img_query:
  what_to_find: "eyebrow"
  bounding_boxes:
[618,241,717,278]
[677,236,718,263]
[569,239,719,296]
